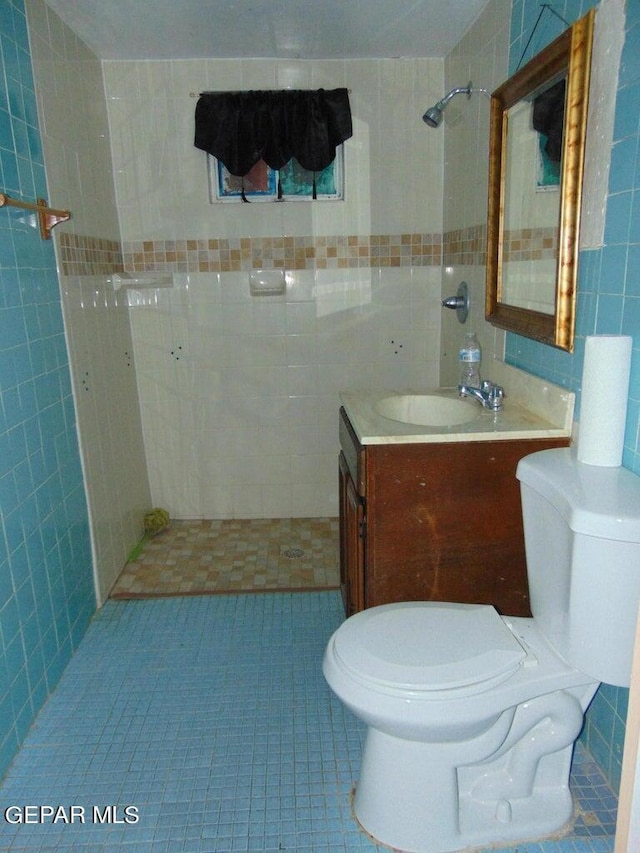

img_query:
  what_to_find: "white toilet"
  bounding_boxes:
[323,447,640,853]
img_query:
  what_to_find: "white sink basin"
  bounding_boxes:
[374,394,481,427]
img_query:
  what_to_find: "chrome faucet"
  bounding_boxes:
[458,380,505,411]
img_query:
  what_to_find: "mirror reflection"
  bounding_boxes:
[502,78,564,314]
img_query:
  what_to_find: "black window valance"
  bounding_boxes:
[194,88,352,177]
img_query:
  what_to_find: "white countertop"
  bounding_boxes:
[340,362,575,445]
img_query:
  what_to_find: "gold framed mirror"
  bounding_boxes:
[485,9,594,352]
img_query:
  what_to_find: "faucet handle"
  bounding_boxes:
[486,382,505,410]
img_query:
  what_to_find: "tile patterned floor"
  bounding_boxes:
[0,592,617,852]
[110,518,340,598]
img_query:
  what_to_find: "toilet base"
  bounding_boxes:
[352,685,596,853]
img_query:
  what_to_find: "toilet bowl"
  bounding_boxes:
[324,602,597,852]
[323,448,640,853]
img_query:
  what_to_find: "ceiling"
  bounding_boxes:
[43,0,491,61]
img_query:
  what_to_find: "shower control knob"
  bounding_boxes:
[442,295,464,309]
[441,282,469,323]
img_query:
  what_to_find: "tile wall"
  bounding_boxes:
[0,0,95,778]
[26,0,153,603]
[104,59,445,242]
[439,0,510,386]
[103,57,445,519]
[120,234,442,274]
[128,266,442,519]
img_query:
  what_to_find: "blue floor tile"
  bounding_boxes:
[0,592,617,851]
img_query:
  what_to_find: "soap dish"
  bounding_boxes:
[249,269,286,296]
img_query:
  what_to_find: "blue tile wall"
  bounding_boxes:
[0,0,95,780]
[506,0,639,792]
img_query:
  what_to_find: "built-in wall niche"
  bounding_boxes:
[208,148,344,203]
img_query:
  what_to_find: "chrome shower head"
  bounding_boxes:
[422,81,483,128]
[422,104,445,128]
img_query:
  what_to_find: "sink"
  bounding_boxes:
[374,394,481,427]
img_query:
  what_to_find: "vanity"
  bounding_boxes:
[338,364,574,618]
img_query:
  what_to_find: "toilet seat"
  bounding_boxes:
[333,602,527,694]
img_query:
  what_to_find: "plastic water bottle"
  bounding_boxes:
[459,332,481,387]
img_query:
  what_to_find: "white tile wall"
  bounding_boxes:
[129,267,442,518]
[104,56,445,518]
[61,276,152,600]
[27,1,120,240]
[440,0,511,386]
[27,0,152,603]
[102,57,444,241]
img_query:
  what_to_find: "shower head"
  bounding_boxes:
[422,81,487,128]
[422,104,447,128]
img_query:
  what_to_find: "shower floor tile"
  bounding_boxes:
[110,517,340,598]
[0,592,617,853]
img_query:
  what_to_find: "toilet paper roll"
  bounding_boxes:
[577,335,632,466]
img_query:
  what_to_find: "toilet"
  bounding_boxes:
[323,447,640,853]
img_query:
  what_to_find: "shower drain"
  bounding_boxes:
[282,547,305,559]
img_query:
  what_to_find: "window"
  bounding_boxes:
[208,148,344,203]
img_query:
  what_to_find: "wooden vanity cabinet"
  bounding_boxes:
[338,451,365,615]
[338,406,570,618]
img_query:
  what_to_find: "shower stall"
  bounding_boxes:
[28,1,445,603]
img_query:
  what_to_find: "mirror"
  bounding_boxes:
[485,9,594,352]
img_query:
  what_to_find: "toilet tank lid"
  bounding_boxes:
[517,448,640,543]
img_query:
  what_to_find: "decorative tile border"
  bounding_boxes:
[502,226,558,262]
[119,234,442,272]
[59,231,446,276]
[443,223,486,266]
[443,223,558,266]
[59,232,123,276]
[57,226,557,276]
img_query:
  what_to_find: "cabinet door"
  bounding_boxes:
[339,452,365,616]
[365,438,568,616]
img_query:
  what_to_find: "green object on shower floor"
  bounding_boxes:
[126,507,171,562]
[127,535,148,563]
[144,507,170,535]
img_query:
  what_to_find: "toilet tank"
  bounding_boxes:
[516,448,640,687]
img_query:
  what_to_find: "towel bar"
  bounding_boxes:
[0,192,71,240]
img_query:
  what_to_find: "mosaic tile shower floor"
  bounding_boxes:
[110,518,340,598]
[0,592,617,852]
